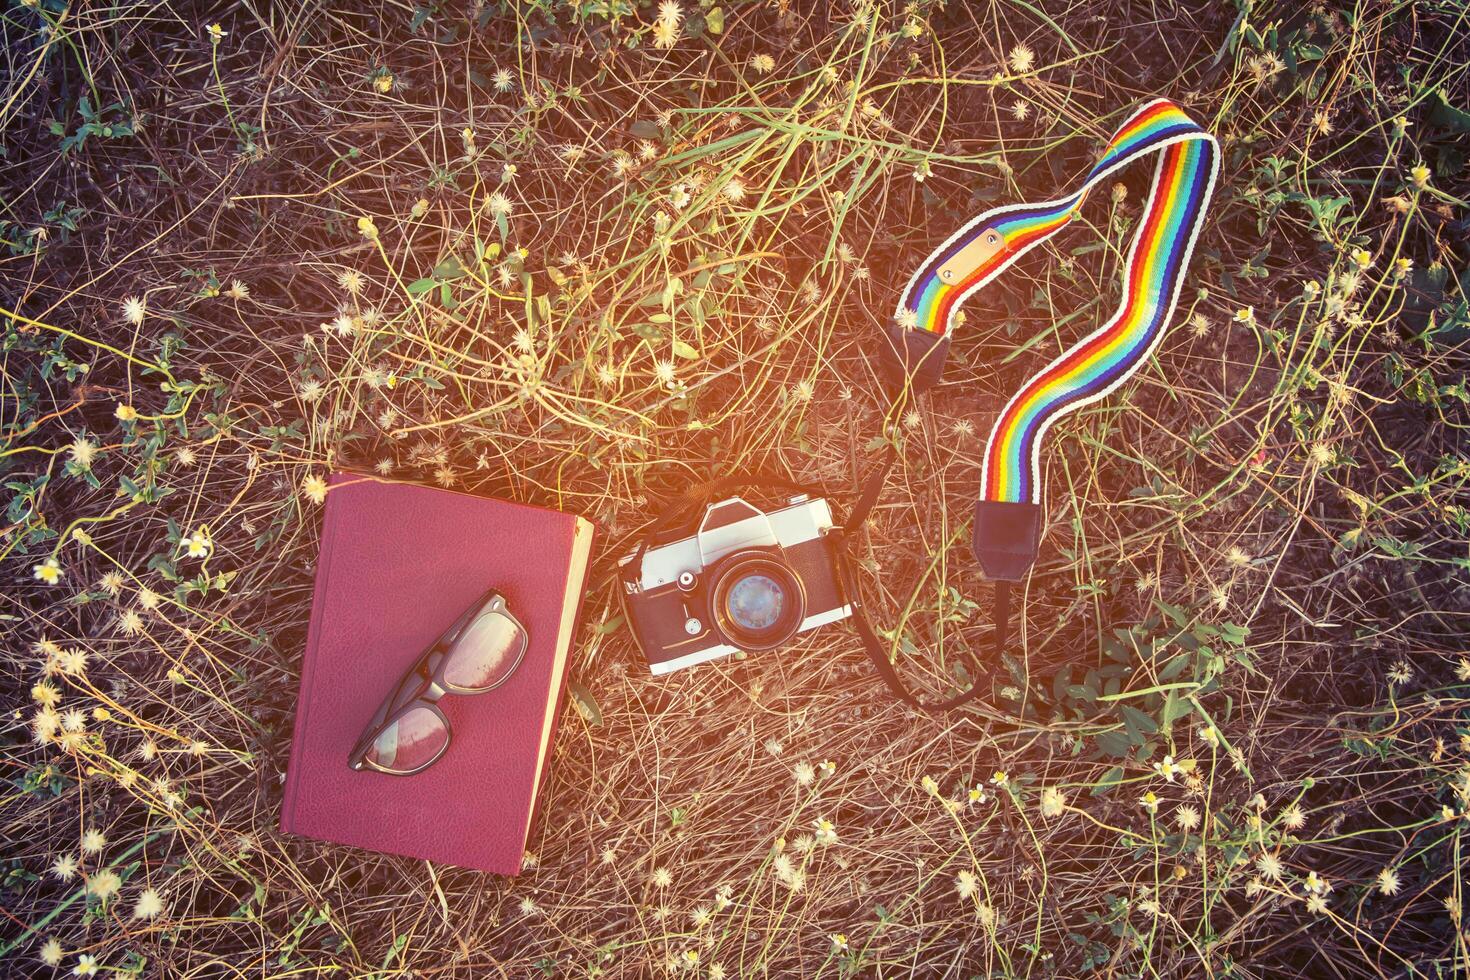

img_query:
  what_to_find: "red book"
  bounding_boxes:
[279,472,595,875]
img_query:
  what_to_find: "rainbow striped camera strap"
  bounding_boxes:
[881,98,1219,583]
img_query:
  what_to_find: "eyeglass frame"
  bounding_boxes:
[348,588,528,775]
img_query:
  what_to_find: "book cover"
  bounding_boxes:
[279,472,595,875]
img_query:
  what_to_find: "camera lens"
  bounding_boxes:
[710,552,806,652]
[726,573,785,631]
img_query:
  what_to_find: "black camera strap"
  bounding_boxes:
[830,444,1000,712]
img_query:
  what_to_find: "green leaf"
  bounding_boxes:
[406,278,436,295]
[1161,692,1193,728]
[671,339,699,360]
[1095,730,1133,759]
[1429,88,1470,134]
[1119,704,1157,740]
[629,119,662,140]
[567,678,602,726]
[1091,765,1125,795]
[705,6,724,33]
[432,255,465,279]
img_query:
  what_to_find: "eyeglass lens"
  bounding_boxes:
[362,704,448,773]
[442,608,525,690]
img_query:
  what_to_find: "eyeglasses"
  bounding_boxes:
[349,589,528,776]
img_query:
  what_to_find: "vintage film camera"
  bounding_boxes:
[619,494,853,674]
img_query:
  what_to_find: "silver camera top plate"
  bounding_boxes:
[620,496,835,592]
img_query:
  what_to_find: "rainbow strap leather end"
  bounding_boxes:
[886,98,1219,579]
[971,500,1041,582]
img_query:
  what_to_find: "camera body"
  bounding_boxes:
[619,494,853,674]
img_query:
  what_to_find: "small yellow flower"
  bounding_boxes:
[1039,786,1066,818]
[356,216,379,240]
[813,817,837,845]
[301,474,328,505]
[410,198,429,219]
[1409,164,1430,190]
[206,23,226,42]
[33,558,63,584]
[114,403,139,422]
[373,72,394,94]
[830,933,849,952]
[990,770,1009,787]
[1349,248,1373,270]
[1140,791,1160,813]
[1153,755,1178,782]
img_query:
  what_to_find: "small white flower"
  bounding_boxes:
[182,528,212,559]
[133,887,165,918]
[122,296,146,325]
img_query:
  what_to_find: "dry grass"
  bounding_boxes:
[3,0,1469,976]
